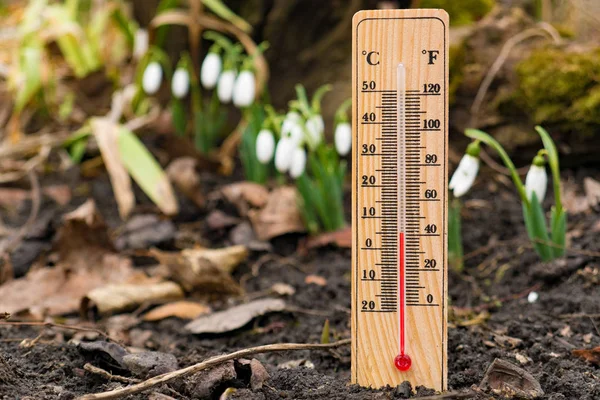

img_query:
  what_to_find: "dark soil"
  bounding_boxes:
[1,168,600,400]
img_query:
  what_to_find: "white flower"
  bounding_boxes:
[334,122,352,156]
[282,112,302,136]
[201,52,222,89]
[256,129,275,164]
[171,68,190,99]
[527,291,539,303]
[142,61,162,95]
[289,147,307,178]
[233,70,256,108]
[305,114,324,146]
[274,137,294,173]
[133,29,148,60]
[217,70,236,103]
[449,154,479,197]
[525,164,548,202]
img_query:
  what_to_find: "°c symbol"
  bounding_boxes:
[364,51,380,66]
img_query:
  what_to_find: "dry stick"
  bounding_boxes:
[84,363,141,384]
[0,321,119,344]
[469,23,561,176]
[77,339,351,400]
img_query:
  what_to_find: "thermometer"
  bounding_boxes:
[351,9,449,390]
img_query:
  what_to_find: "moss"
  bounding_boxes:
[514,48,600,133]
[421,0,495,26]
[449,43,466,105]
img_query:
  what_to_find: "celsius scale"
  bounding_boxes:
[351,9,449,391]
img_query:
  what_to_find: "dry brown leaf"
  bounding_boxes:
[91,117,134,219]
[0,200,139,317]
[185,298,286,334]
[248,187,305,241]
[479,358,544,399]
[166,157,204,208]
[304,226,351,249]
[305,275,327,286]
[150,248,244,296]
[572,346,600,366]
[81,281,184,317]
[220,182,269,216]
[143,301,211,321]
[206,210,240,230]
[0,185,71,208]
[182,245,248,275]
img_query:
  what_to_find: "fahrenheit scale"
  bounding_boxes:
[351,9,449,390]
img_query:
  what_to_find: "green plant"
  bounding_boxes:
[454,126,566,261]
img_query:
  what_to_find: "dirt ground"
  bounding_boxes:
[1,167,599,400]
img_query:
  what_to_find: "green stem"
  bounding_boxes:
[465,129,528,207]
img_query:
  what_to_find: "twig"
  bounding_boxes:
[0,321,119,343]
[559,313,600,320]
[469,23,561,177]
[84,363,141,384]
[76,339,351,400]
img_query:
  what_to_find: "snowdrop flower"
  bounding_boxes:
[133,29,148,60]
[449,141,480,198]
[142,61,162,95]
[233,70,256,108]
[256,129,275,164]
[217,70,236,103]
[171,68,190,99]
[334,122,351,156]
[527,291,539,303]
[274,137,294,173]
[201,52,222,89]
[282,112,304,144]
[289,147,307,178]
[525,155,548,202]
[305,114,324,146]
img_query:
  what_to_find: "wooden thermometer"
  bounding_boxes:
[351,9,449,390]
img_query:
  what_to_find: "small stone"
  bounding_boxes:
[527,292,539,303]
[122,351,178,378]
[395,381,413,398]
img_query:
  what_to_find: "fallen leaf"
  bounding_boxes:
[150,248,244,296]
[78,341,129,370]
[249,187,305,241]
[122,351,179,378]
[305,275,327,286]
[220,182,269,216]
[185,298,286,334]
[0,185,71,208]
[572,346,600,366]
[583,333,593,344]
[166,157,204,208]
[304,226,351,249]
[114,214,176,250]
[182,245,248,275]
[186,361,236,398]
[81,281,184,317]
[143,301,211,321]
[479,358,544,399]
[91,117,135,219]
[206,210,240,230]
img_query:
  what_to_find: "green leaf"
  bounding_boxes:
[117,126,178,215]
[202,0,252,33]
[68,137,88,164]
[171,99,187,136]
[550,206,567,258]
[523,192,552,261]
[15,45,43,113]
[465,129,528,205]
[535,126,562,214]
[448,199,464,272]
